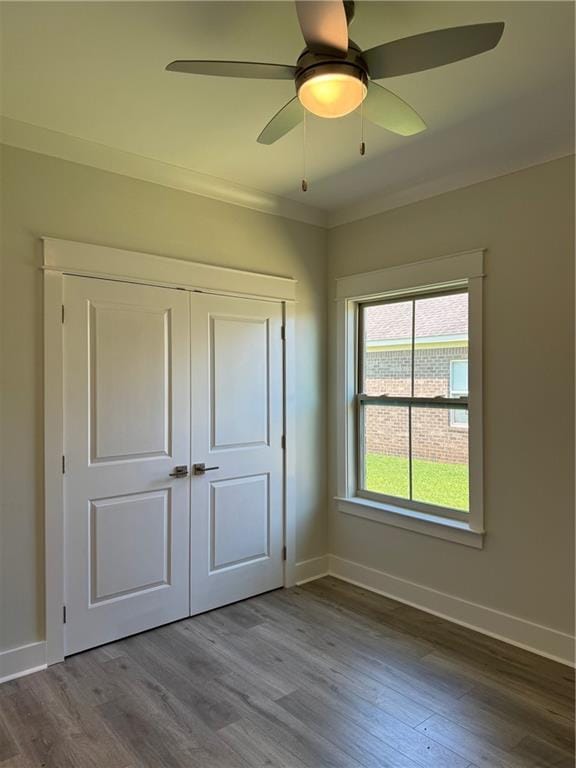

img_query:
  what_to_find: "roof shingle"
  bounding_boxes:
[365,293,468,341]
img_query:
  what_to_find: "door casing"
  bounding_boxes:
[43,237,297,666]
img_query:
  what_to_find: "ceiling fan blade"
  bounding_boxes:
[363,22,505,79]
[363,81,426,136]
[166,60,296,80]
[257,97,303,145]
[295,0,348,57]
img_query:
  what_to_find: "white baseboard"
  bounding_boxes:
[0,641,47,684]
[329,555,575,667]
[294,555,330,585]
[3,557,572,682]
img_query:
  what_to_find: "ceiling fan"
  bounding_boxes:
[166,1,504,145]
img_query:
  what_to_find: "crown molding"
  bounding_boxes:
[326,150,574,229]
[2,116,571,233]
[0,116,327,228]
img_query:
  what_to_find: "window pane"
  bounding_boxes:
[450,360,468,394]
[411,406,469,511]
[362,405,409,499]
[450,408,469,427]
[362,300,412,396]
[414,293,468,398]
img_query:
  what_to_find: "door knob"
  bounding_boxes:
[193,463,220,475]
[169,465,189,478]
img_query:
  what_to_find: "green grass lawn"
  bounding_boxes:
[365,453,469,511]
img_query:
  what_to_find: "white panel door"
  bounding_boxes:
[190,293,284,614]
[64,276,190,655]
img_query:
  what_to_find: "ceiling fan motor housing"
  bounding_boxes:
[294,41,369,97]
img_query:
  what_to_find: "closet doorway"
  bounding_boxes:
[44,240,293,662]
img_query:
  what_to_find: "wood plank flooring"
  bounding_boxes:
[0,577,574,767]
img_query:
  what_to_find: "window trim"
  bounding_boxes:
[335,250,484,548]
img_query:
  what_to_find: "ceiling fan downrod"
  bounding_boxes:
[301,107,308,192]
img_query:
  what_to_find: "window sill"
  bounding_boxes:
[335,496,484,549]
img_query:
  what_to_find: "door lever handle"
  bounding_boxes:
[193,463,220,475]
[169,465,189,478]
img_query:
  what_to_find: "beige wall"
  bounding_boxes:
[0,145,328,652]
[328,156,575,635]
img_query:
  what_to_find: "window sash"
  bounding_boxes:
[357,289,469,519]
[356,399,469,521]
[357,286,467,396]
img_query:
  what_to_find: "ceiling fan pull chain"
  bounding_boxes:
[360,98,366,156]
[301,107,309,192]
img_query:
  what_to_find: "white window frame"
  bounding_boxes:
[449,359,469,428]
[335,250,484,549]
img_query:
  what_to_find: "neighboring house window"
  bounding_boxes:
[450,360,469,427]
[335,249,484,547]
[357,290,470,515]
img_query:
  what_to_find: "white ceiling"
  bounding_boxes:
[1,1,574,220]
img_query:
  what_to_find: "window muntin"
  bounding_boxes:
[357,290,469,517]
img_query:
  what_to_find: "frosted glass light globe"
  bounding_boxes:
[298,72,367,118]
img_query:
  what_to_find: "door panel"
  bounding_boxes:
[89,302,171,461]
[64,276,190,655]
[190,294,284,614]
[89,490,171,603]
[211,315,270,448]
[210,474,270,570]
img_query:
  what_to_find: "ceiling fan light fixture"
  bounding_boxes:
[167,1,505,143]
[297,65,367,118]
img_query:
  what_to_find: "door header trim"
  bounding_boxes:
[43,238,297,302]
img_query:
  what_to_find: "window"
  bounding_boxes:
[357,290,470,518]
[336,249,484,547]
[449,360,469,427]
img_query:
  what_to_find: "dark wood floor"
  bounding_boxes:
[0,577,574,768]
